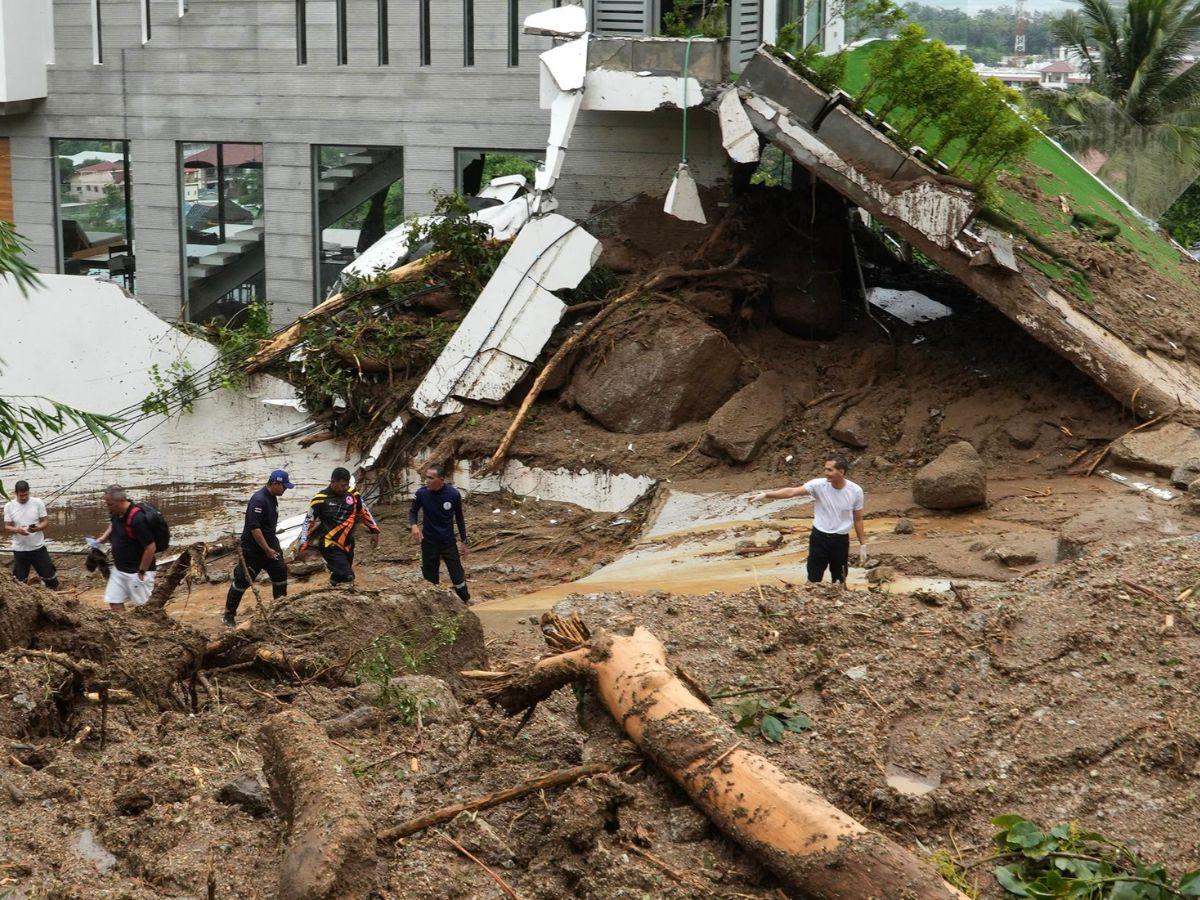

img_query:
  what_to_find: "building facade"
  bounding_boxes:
[0,1,842,326]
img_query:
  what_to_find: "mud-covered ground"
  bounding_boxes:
[2,527,1197,899]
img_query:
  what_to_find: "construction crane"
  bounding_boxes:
[1013,0,1027,65]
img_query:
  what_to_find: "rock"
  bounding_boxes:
[894,517,914,535]
[598,238,647,275]
[114,786,155,816]
[1003,420,1040,449]
[680,288,733,319]
[386,675,461,725]
[866,566,895,584]
[217,774,272,818]
[1110,423,1200,476]
[451,812,516,866]
[770,272,843,338]
[983,546,1039,567]
[569,305,743,434]
[1170,458,1200,489]
[701,372,789,463]
[913,441,987,510]
[323,706,383,737]
[829,406,874,449]
[667,804,711,842]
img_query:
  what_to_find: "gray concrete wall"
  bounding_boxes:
[1,0,727,326]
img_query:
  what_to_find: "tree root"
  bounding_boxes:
[465,613,969,900]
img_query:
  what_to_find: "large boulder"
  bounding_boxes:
[829,405,875,449]
[701,372,790,463]
[1110,423,1200,476]
[569,305,743,434]
[913,441,987,510]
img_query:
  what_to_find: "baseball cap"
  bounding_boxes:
[268,469,296,489]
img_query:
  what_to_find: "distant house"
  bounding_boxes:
[67,161,125,199]
[1039,59,1090,89]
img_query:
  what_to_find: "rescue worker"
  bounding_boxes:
[224,469,294,627]
[298,467,380,585]
[408,463,470,604]
[751,454,867,584]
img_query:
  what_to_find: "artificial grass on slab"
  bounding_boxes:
[836,41,1191,284]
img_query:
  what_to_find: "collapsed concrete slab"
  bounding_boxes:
[737,48,1200,423]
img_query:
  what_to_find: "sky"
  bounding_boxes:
[913,0,1083,12]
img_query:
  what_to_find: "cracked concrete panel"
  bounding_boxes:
[867,288,952,324]
[409,215,600,418]
[580,69,706,111]
[978,225,1021,273]
[541,37,588,93]
[718,89,760,164]
[523,4,587,38]
[464,460,657,513]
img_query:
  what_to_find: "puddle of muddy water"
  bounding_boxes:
[885,763,941,797]
[475,489,995,634]
[72,828,117,874]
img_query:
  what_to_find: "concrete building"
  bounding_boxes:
[0,0,844,327]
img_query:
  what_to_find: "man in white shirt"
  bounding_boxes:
[3,480,61,590]
[752,454,866,584]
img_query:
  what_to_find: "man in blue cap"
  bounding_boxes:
[224,469,294,627]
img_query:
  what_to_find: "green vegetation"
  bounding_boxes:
[141,359,201,417]
[480,153,539,185]
[936,814,1200,898]
[1162,181,1200,247]
[728,696,813,743]
[662,0,729,37]
[836,39,1195,285]
[353,618,463,725]
[868,3,1061,63]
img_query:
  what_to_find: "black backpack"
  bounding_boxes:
[124,502,171,552]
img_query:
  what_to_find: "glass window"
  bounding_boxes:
[53,138,135,291]
[454,148,543,196]
[314,145,405,301]
[180,142,265,324]
[804,0,825,48]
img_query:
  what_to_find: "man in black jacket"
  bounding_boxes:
[224,469,294,627]
[409,463,470,603]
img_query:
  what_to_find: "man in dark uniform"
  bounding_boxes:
[409,463,470,603]
[299,467,380,585]
[223,469,294,627]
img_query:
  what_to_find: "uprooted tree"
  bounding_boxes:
[466,613,971,900]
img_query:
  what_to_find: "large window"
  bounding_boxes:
[53,139,135,291]
[314,145,405,300]
[180,142,265,324]
[454,149,542,196]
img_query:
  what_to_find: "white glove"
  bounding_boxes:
[858,545,869,565]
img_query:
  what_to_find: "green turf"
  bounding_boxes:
[836,42,1190,284]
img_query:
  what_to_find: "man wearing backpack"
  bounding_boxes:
[95,484,165,610]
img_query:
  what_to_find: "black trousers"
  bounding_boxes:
[322,545,356,585]
[12,547,59,589]
[807,528,850,584]
[226,543,288,615]
[421,538,470,602]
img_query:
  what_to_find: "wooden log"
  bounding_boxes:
[377,761,614,842]
[259,709,377,900]
[467,617,968,900]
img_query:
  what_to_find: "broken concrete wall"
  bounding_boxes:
[736,49,1200,424]
[0,275,349,541]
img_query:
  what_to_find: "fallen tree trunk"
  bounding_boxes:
[260,709,377,900]
[148,542,208,608]
[243,252,447,373]
[467,615,968,900]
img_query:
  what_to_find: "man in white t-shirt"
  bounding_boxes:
[751,454,866,584]
[3,480,61,589]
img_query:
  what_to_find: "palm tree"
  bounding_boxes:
[1028,0,1200,216]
